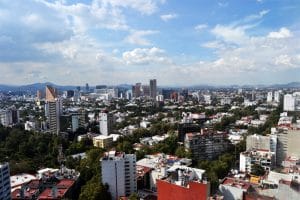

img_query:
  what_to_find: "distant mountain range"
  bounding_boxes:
[0,82,300,93]
[0,82,76,93]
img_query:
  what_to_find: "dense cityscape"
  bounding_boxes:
[1,80,300,199]
[1,0,300,200]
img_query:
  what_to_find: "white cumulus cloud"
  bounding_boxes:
[122,47,171,65]
[268,27,292,39]
[160,13,178,22]
[125,30,158,46]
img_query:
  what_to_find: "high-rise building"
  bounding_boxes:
[132,83,142,98]
[45,100,61,134]
[45,86,61,134]
[71,111,86,132]
[101,151,137,199]
[46,85,57,101]
[274,91,280,103]
[99,110,114,136]
[283,94,295,111]
[142,85,150,97]
[0,107,19,127]
[85,83,89,93]
[267,91,273,102]
[125,90,132,100]
[184,129,229,161]
[276,129,300,166]
[0,162,11,200]
[0,110,12,127]
[150,79,157,99]
[10,106,19,124]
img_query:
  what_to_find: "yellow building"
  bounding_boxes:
[93,135,113,149]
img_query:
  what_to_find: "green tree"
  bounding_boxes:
[79,175,111,200]
[175,146,191,158]
[251,164,265,176]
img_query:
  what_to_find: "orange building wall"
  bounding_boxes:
[157,180,209,200]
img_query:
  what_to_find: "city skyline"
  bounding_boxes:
[0,0,300,86]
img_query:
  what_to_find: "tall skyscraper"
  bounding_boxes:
[101,151,137,199]
[85,83,89,93]
[46,85,57,101]
[45,100,61,134]
[45,86,61,134]
[0,162,11,200]
[150,79,157,99]
[99,110,113,136]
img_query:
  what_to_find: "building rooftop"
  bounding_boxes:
[11,180,40,200]
[93,135,113,140]
[11,173,37,191]
[37,179,75,200]
[221,177,251,190]
[137,153,191,169]
[165,166,206,186]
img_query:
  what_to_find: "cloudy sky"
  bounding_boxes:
[0,0,300,86]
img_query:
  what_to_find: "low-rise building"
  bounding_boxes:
[157,166,209,200]
[93,135,113,149]
[137,153,192,190]
[240,149,275,173]
[219,177,253,200]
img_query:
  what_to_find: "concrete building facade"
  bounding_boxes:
[99,111,114,136]
[284,94,295,111]
[150,79,157,99]
[101,151,137,199]
[0,163,11,200]
[184,129,228,161]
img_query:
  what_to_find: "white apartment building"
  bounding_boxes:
[284,94,295,111]
[0,163,11,200]
[240,134,278,173]
[274,91,280,103]
[267,91,273,103]
[99,111,114,136]
[240,150,275,173]
[101,151,137,199]
[156,95,164,102]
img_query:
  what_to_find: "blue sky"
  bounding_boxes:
[0,0,300,86]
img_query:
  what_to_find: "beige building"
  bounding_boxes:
[46,85,57,101]
[277,129,300,165]
[93,135,113,149]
